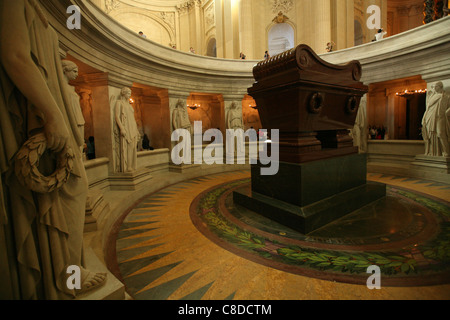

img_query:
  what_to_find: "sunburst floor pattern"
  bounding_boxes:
[107,171,450,300]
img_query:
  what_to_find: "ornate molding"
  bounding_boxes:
[105,0,120,14]
[271,0,293,14]
[159,11,175,32]
[204,2,215,30]
[176,0,196,14]
[272,11,289,24]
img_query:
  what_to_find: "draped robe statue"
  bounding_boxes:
[422,82,450,157]
[114,87,140,172]
[0,0,105,299]
[353,94,368,153]
[172,100,193,134]
[62,60,85,153]
[226,102,245,156]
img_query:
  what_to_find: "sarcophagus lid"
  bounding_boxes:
[251,44,365,90]
[248,44,368,134]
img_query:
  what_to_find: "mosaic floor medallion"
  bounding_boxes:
[190,179,450,287]
[110,171,450,300]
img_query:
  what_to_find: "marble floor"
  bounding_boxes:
[105,170,450,300]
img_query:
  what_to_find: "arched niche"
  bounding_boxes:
[367,75,427,140]
[354,19,364,46]
[206,37,217,57]
[267,22,295,57]
[130,84,171,150]
[186,93,224,134]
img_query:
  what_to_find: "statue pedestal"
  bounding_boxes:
[234,154,386,234]
[411,155,450,184]
[169,163,201,173]
[77,247,125,300]
[109,168,153,191]
[84,190,110,233]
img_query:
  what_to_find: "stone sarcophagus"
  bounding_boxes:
[234,44,386,234]
[250,44,367,163]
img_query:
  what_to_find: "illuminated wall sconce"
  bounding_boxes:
[395,89,427,97]
[129,98,135,104]
[249,104,258,110]
[188,103,201,110]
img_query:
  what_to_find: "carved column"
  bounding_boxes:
[215,0,240,59]
[194,0,203,55]
[313,0,332,54]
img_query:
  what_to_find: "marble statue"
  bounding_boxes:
[0,0,106,299]
[227,102,244,130]
[115,87,140,172]
[353,94,368,153]
[226,102,245,155]
[422,81,450,157]
[172,99,193,134]
[77,88,94,139]
[62,60,85,151]
[172,100,193,161]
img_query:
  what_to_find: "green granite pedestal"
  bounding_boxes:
[233,153,386,234]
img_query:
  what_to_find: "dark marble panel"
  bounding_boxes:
[234,182,386,234]
[251,153,368,207]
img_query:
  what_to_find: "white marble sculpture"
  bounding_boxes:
[353,94,368,153]
[226,102,245,155]
[62,60,85,150]
[0,0,106,299]
[172,100,193,161]
[115,87,140,172]
[77,88,94,139]
[172,99,193,134]
[422,81,450,157]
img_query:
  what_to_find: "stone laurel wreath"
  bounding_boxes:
[15,133,75,193]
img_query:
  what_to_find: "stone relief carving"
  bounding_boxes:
[159,12,176,32]
[422,81,450,157]
[272,11,290,24]
[272,0,294,14]
[176,0,195,15]
[204,3,215,30]
[105,0,121,14]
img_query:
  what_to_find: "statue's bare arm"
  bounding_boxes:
[0,0,69,152]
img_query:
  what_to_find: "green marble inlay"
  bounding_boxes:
[194,179,450,282]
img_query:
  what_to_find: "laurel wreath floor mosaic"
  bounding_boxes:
[107,171,450,300]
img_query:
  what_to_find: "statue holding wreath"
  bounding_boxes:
[0,0,106,299]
